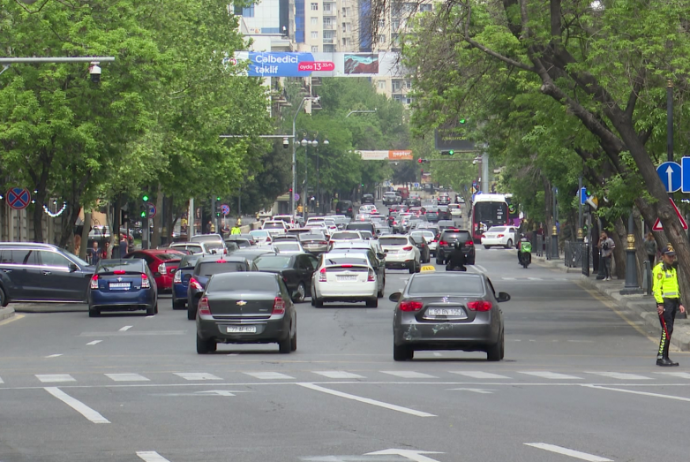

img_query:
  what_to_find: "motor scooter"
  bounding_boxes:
[518,239,532,268]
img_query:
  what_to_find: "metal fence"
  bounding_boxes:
[535,235,544,257]
[564,241,587,268]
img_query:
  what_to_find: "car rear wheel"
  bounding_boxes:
[0,287,7,307]
[290,331,297,352]
[393,344,414,361]
[279,327,293,354]
[415,260,421,273]
[436,256,444,265]
[506,239,513,249]
[146,304,156,316]
[88,308,100,318]
[172,299,185,310]
[313,296,324,308]
[377,286,384,298]
[366,297,378,308]
[187,307,196,321]
[484,245,491,250]
[196,336,216,354]
[292,283,306,303]
[487,330,504,361]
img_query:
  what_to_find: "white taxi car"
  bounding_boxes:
[312,253,381,308]
[378,235,421,273]
[482,226,519,249]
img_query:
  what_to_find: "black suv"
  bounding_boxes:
[435,229,475,265]
[361,194,375,204]
[382,192,399,206]
[0,243,95,305]
[437,194,451,205]
[335,200,354,218]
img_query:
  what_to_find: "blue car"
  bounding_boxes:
[172,254,203,310]
[88,259,158,317]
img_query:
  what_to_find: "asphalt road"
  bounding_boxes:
[1,206,688,462]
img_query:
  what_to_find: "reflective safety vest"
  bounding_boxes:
[652,262,680,303]
[230,226,241,235]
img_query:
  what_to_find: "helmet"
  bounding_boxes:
[237,218,242,226]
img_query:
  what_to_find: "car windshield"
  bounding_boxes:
[250,230,269,238]
[379,237,409,246]
[488,227,507,232]
[97,259,145,273]
[255,256,293,269]
[195,261,248,275]
[274,243,301,251]
[332,232,360,240]
[408,274,484,296]
[180,255,202,268]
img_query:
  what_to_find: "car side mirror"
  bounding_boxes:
[389,292,402,302]
[496,292,511,303]
[69,263,79,272]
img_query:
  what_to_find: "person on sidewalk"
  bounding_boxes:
[598,231,615,280]
[644,232,657,268]
[653,244,686,367]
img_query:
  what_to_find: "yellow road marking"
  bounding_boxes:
[0,313,23,327]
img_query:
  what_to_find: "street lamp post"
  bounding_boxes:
[291,97,319,216]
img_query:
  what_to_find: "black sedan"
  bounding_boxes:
[187,256,257,320]
[196,272,297,354]
[390,272,509,361]
[254,253,319,303]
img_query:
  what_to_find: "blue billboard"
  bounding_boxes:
[245,52,314,77]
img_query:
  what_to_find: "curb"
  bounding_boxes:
[12,303,88,313]
[0,306,15,322]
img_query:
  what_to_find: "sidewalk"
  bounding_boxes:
[532,253,690,351]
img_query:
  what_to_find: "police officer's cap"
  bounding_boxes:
[663,244,675,256]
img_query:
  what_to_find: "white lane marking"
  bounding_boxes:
[502,277,517,280]
[86,340,102,346]
[311,371,366,379]
[655,372,690,379]
[381,371,438,379]
[45,354,63,358]
[36,374,75,383]
[585,372,652,380]
[106,373,150,382]
[583,384,690,402]
[174,373,221,381]
[366,448,444,461]
[432,352,442,357]
[449,371,510,379]
[227,353,238,356]
[519,371,583,380]
[525,443,611,462]
[145,316,155,319]
[527,277,542,281]
[136,451,171,462]
[297,382,435,417]
[44,387,110,424]
[119,326,133,332]
[244,372,295,380]
[0,376,3,384]
[448,388,493,394]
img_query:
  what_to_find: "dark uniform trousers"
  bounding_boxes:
[658,298,680,359]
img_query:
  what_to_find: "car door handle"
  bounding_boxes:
[42,270,51,275]
[2,269,11,273]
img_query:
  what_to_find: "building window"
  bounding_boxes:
[311,31,318,39]
[342,7,347,17]
[391,19,400,30]
[420,4,432,12]
[394,95,404,103]
[311,16,318,25]
[311,2,318,10]
[379,19,385,28]
[377,80,386,90]
[378,34,386,44]
[324,17,332,26]
[312,46,319,52]
[392,79,402,92]
[405,79,412,89]
[234,5,254,17]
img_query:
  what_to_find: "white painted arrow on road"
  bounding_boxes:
[365,449,444,462]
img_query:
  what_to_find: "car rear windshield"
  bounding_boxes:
[97,260,145,273]
[275,243,301,251]
[204,242,224,250]
[264,223,284,228]
[332,232,360,239]
[158,252,183,261]
[324,257,368,266]
[441,231,471,242]
[408,274,484,296]
[250,230,269,238]
[412,231,435,240]
[347,223,374,231]
[488,227,506,232]
[179,255,202,268]
[359,231,373,239]
[379,237,409,246]
[300,234,326,241]
[208,274,278,292]
[195,261,248,275]
[254,256,292,270]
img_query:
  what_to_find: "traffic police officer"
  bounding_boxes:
[230,219,242,235]
[652,244,686,366]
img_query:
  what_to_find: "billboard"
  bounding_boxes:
[357,150,413,161]
[434,127,477,152]
[232,52,401,78]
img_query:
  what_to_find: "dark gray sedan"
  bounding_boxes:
[298,232,329,255]
[196,272,297,354]
[390,272,509,361]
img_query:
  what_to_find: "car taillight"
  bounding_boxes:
[402,246,413,251]
[216,259,227,263]
[399,301,423,311]
[266,237,271,242]
[189,277,202,290]
[467,300,492,311]
[141,273,151,289]
[224,248,228,255]
[439,240,448,246]
[90,275,98,289]
[497,234,504,238]
[159,263,167,275]
[272,297,286,315]
[173,270,182,283]
[367,269,375,282]
[114,270,126,274]
[465,240,474,246]
[198,296,211,315]
[319,267,327,282]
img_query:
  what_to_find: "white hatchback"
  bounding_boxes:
[262,221,287,234]
[482,226,519,249]
[312,254,380,308]
[378,235,421,273]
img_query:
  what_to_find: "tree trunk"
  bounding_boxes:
[32,189,47,243]
[151,186,164,248]
[79,211,91,260]
[165,194,174,246]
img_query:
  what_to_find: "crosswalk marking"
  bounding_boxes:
[136,451,171,462]
[527,277,542,281]
[518,371,583,380]
[312,371,366,379]
[380,371,438,379]
[244,372,295,380]
[173,373,221,381]
[36,374,76,383]
[0,376,3,384]
[655,372,690,379]
[586,372,652,380]
[106,373,150,382]
[449,371,511,379]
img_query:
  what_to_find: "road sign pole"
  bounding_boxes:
[578,176,584,241]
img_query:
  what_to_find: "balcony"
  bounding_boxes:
[323,37,334,44]
[323,23,336,30]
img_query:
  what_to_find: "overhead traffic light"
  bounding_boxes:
[215,203,222,218]
[441,150,455,156]
[121,210,129,224]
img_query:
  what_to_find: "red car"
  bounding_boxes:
[123,249,186,292]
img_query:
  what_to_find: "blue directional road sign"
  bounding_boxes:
[682,157,690,193]
[658,161,682,193]
[579,187,587,205]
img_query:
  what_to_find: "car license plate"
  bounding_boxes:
[109,283,130,290]
[226,326,257,333]
[337,275,357,281]
[427,308,466,317]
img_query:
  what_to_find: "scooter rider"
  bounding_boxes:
[446,241,467,271]
[517,234,529,264]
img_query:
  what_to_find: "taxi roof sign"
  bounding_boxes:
[420,265,436,273]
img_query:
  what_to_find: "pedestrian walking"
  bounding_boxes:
[119,234,128,256]
[644,232,657,268]
[598,231,615,280]
[87,241,100,266]
[652,244,686,366]
[100,241,110,260]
